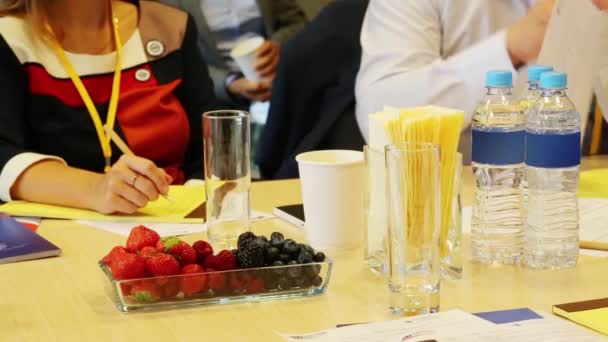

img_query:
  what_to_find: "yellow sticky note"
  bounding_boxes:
[579,169,608,198]
[0,186,205,223]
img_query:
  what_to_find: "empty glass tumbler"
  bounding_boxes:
[203,110,251,249]
[386,143,441,316]
[364,145,388,275]
[440,152,463,280]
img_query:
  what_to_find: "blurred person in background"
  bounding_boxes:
[355,0,555,161]
[162,0,324,107]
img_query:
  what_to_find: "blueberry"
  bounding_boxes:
[272,260,286,276]
[304,264,321,279]
[292,276,309,288]
[277,277,292,290]
[313,252,326,262]
[297,251,314,264]
[265,246,281,264]
[311,276,323,287]
[270,232,284,243]
[282,240,299,256]
[278,253,291,263]
[287,260,302,278]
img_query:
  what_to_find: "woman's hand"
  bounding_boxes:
[91,155,172,214]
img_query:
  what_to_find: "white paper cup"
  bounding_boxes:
[230,36,265,82]
[296,150,365,251]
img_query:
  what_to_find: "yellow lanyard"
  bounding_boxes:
[52,3,123,173]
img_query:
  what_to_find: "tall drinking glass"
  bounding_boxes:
[364,146,388,275]
[440,152,463,280]
[203,110,251,249]
[385,143,441,316]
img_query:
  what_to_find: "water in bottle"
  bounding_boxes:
[524,72,580,269]
[520,65,554,110]
[520,65,553,210]
[471,70,525,265]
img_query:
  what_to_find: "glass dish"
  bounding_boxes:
[99,259,333,312]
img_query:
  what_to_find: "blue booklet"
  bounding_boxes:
[0,215,61,264]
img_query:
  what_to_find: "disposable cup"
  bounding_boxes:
[296,150,365,251]
[230,36,265,82]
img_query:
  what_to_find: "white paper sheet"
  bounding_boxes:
[278,310,603,342]
[75,210,274,237]
[516,0,608,132]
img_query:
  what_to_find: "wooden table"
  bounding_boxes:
[1,157,606,341]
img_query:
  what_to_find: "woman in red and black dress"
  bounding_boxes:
[0,0,216,213]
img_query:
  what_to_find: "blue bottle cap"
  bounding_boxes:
[528,65,554,82]
[486,70,512,87]
[540,72,567,89]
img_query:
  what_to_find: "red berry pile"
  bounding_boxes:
[101,226,327,303]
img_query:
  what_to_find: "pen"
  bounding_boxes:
[580,240,608,252]
[103,125,173,203]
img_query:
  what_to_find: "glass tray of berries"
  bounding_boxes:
[99,226,333,312]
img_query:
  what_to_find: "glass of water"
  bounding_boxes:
[385,143,441,316]
[203,110,251,249]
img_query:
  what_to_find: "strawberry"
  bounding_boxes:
[156,236,183,256]
[139,246,158,259]
[177,241,197,266]
[160,277,181,299]
[204,250,237,271]
[180,264,207,296]
[126,225,160,252]
[192,240,213,263]
[145,253,180,277]
[206,268,226,293]
[109,252,147,280]
[246,277,265,294]
[102,246,128,265]
[229,272,252,293]
[130,281,161,303]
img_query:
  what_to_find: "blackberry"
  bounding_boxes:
[282,239,299,256]
[236,239,265,268]
[237,232,257,250]
[259,236,269,243]
[270,232,285,247]
[313,252,326,262]
[297,251,314,264]
[278,253,292,263]
[265,246,281,265]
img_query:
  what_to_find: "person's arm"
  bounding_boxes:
[269,0,309,44]
[175,14,218,180]
[355,0,518,142]
[0,35,169,213]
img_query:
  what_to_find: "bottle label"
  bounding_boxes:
[472,129,525,165]
[526,131,581,168]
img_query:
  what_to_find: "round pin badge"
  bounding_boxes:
[135,68,151,82]
[146,40,165,57]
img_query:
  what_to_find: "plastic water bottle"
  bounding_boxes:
[524,72,580,269]
[471,71,525,265]
[520,65,554,111]
[520,65,553,211]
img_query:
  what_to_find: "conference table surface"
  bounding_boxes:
[1,156,607,341]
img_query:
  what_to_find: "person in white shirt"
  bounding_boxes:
[355,0,555,156]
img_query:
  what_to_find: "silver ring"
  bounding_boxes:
[129,174,139,187]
